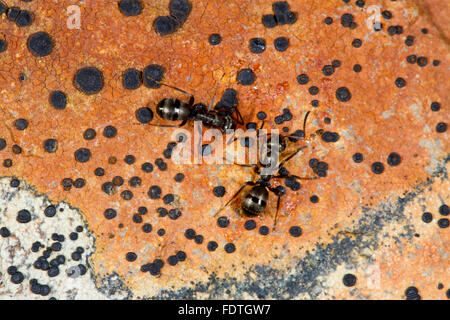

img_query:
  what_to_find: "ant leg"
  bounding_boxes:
[234,107,244,125]
[214,181,256,217]
[276,145,308,170]
[274,174,318,180]
[303,110,311,136]
[222,157,258,168]
[259,120,266,130]
[178,119,188,127]
[268,187,283,230]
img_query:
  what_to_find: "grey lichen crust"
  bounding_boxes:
[0,177,128,300]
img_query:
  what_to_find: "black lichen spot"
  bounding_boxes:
[213,186,226,197]
[289,226,302,237]
[118,0,142,16]
[122,68,142,90]
[3,159,12,168]
[44,205,56,218]
[439,205,449,216]
[217,216,229,228]
[124,155,136,165]
[132,213,142,223]
[207,241,218,252]
[351,38,362,48]
[136,107,153,124]
[16,10,33,27]
[430,102,440,112]
[343,274,357,287]
[112,176,124,187]
[17,209,31,223]
[184,228,195,240]
[1,227,11,238]
[438,218,449,228]
[324,17,333,25]
[405,286,420,300]
[74,67,104,95]
[224,243,235,253]
[12,145,22,154]
[274,37,289,52]
[168,209,182,220]
[208,33,221,45]
[371,162,384,174]
[43,139,58,153]
[0,39,7,53]
[154,16,175,35]
[244,220,256,230]
[142,223,152,233]
[417,56,428,67]
[7,7,20,21]
[169,0,191,22]
[194,235,204,244]
[74,148,91,163]
[73,178,86,189]
[62,178,73,191]
[49,90,67,110]
[296,74,309,85]
[353,64,362,72]
[237,68,255,86]
[395,77,406,88]
[321,131,340,143]
[421,212,432,223]
[104,208,117,220]
[83,128,96,140]
[103,125,117,138]
[126,252,137,262]
[382,10,392,19]
[436,122,447,133]
[259,226,269,235]
[322,65,334,76]
[163,193,175,204]
[174,173,184,182]
[262,14,277,28]
[387,152,401,166]
[27,32,53,57]
[143,64,164,88]
[14,118,28,130]
[352,152,364,163]
[10,179,19,188]
[405,35,415,46]
[249,38,266,54]
[148,185,162,199]
[308,86,319,96]
[336,87,351,102]
[141,162,154,173]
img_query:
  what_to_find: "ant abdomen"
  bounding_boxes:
[242,186,268,216]
[156,98,190,121]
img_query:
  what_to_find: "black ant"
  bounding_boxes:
[145,76,244,133]
[217,111,323,229]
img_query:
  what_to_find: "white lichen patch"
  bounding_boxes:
[0,177,126,300]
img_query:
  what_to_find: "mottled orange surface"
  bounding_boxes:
[0,0,448,299]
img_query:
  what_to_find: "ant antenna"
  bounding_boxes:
[303,111,311,137]
[208,73,226,111]
[146,76,193,99]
